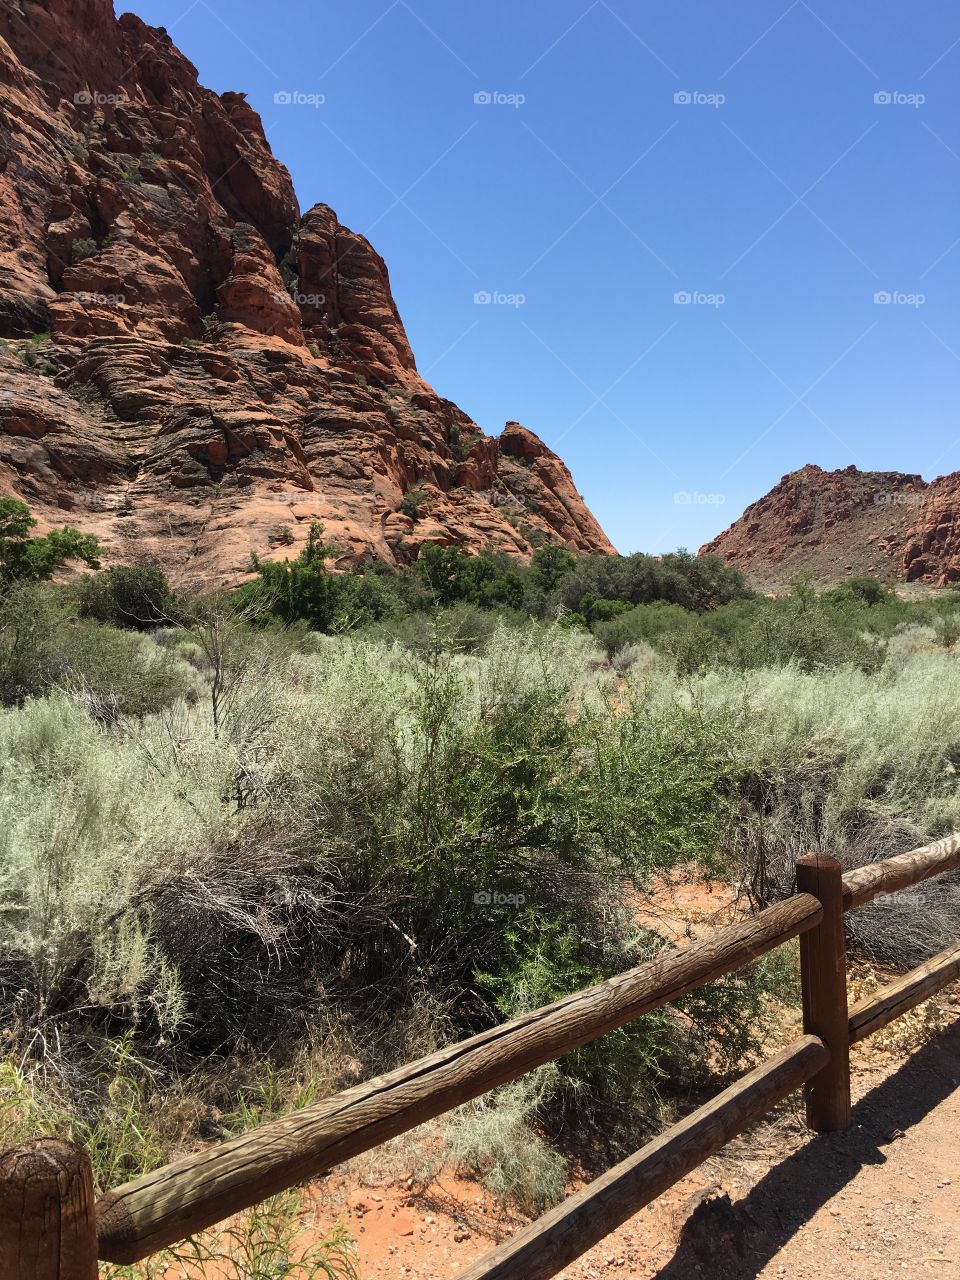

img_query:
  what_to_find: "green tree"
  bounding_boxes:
[529,544,576,594]
[416,544,525,609]
[0,498,101,584]
[240,521,396,633]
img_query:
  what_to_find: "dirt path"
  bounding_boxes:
[308,1000,959,1280]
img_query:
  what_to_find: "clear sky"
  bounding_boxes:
[125,0,960,554]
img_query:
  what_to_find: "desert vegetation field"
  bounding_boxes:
[2,499,960,1276]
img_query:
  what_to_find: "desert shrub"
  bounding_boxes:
[214,1195,358,1280]
[0,697,201,1038]
[0,581,65,704]
[933,611,960,649]
[598,588,890,675]
[720,590,883,674]
[356,603,526,654]
[252,624,781,1101]
[53,625,197,719]
[78,565,175,629]
[823,575,893,607]
[554,550,752,620]
[71,237,98,261]
[0,1043,359,1280]
[441,1066,568,1212]
[0,619,790,1098]
[398,489,423,519]
[661,650,960,959]
[0,1037,167,1187]
[593,601,698,658]
[0,497,101,584]
[269,523,295,546]
[0,582,193,712]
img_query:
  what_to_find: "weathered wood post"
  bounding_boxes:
[0,1140,99,1280]
[796,854,851,1131]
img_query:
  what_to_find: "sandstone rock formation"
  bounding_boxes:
[701,464,960,588]
[0,0,613,583]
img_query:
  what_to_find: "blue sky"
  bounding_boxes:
[126,1,960,554]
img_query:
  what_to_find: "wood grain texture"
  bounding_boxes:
[96,892,822,1263]
[797,855,851,1133]
[454,1036,829,1280]
[0,1140,98,1280]
[842,833,960,911]
[849,940,960,1044]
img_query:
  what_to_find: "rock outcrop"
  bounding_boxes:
[701,464,960,588]
[0,0,613,582]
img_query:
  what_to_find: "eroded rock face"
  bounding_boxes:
[0,0,613,583]
[701,464,960,588]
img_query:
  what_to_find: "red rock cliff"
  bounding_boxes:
[0,0,614,581]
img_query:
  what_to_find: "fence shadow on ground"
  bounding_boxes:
[655,1016,960,1279]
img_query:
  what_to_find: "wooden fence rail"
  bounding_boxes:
[2,834,959,1280]
[95,894,821,1264]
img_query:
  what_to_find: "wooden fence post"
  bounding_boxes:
[796,854,851,1131]
[0,1140,99,1280]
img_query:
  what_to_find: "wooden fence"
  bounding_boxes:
[3,835,960,1280]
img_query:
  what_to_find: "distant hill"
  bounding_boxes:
[700,464,960,588]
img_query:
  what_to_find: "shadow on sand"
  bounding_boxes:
[654,1018,960,1278]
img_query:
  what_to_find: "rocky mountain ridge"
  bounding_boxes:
[0,0,613,582]
[701,464,960,587]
